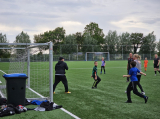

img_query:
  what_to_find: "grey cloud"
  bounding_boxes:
[142,18,160,24]
[0,0,160,42]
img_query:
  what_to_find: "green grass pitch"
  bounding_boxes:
[0,60,160,119]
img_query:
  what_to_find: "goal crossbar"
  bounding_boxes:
[86,52,110,61]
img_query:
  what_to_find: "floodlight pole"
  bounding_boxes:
[49,41,53,102]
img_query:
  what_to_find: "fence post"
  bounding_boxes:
[122,45,123,60]
[69,54,70,61]
[60,45,61,56]
[77,45,78,61]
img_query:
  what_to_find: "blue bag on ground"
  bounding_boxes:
[31,100,48,105]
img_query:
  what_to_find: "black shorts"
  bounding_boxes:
[154,64,159,69]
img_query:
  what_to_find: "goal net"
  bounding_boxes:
[0,42,53,102]
[86,52,110,61]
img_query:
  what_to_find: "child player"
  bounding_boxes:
[123,61,148,103]
[144,57,148,72]
[101,57,106,74]
[91,61,101,89]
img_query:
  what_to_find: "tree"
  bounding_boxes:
[119,32,133,54]
[74,32,84,45]
[61,34,77,54]
[139,31,156,55]
[130,33,144,53]
[104,30,120,54]
[15,31,31,43]
[0,33,10,58]
[83,22,105,45]
[81,33,100,53]
[34,27,65,54]
[14,31,31,55]
[73,32,84,52]
[157,39,160,56]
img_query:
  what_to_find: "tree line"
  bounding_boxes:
[0,22,160,58]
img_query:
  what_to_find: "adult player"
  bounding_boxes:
[53,57,71,94]
[153,54,160,76]
[127,53,134,82]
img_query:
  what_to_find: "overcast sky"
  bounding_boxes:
[0,0,160,43]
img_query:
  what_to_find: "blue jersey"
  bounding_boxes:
[129,67,140,82]
[101,60,105,66]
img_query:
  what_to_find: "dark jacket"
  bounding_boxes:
[55,61,68,75]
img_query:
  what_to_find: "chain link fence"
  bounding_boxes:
[0,44,157,61]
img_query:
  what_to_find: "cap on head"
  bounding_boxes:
[59,57,64,60]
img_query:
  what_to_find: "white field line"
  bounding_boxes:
[0,70,7,74]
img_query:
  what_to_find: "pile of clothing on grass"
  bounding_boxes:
[0,98,62,117]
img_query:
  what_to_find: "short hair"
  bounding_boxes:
[94,61,97,64]
[130,61,136,67]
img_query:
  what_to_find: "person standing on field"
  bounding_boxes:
[144,57,148,72]
[91,61,101,89]
[100,57,106,74]
[53,57,71,94]
[153,54,160,76]
[133,54,145,95]
[127,53,134,82]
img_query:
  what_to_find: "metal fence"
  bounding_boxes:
[0,44,158,61]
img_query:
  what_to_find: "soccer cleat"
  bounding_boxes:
[155,74,156,76]
[100,72,102,74]
[141,92,145,95]
[65,91,71,94]
[125,100,132,103]
[53,92,55,94]
[126,80,129,82]
[125,91,127,93]
[104,72,105,74]
[144,96,148,103]
[92,87,97,89]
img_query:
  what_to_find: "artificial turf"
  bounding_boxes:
[0,60,160,119]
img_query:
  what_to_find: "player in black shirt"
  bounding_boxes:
[153,54,160,76]
[127,53,134,81]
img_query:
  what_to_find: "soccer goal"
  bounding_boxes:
[86,52,110,61]
[0,42,53,102]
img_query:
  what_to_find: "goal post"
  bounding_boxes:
[0,42,53,102]
[86,52,110,61]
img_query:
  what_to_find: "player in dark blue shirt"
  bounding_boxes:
[123,61,148,103]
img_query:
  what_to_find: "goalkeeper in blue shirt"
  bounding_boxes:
[123,61,148,103]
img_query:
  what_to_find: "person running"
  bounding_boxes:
[100,57,106,74]
[133,54,145,95]
[123,61,148,103]
[153,54,160,76]
[91,61,101,89]
[127,53,134,82]
[144,57,148,72]
[53,57,71,94]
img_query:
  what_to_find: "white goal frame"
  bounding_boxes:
[0,42,53,102]
[86,52,110,61]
